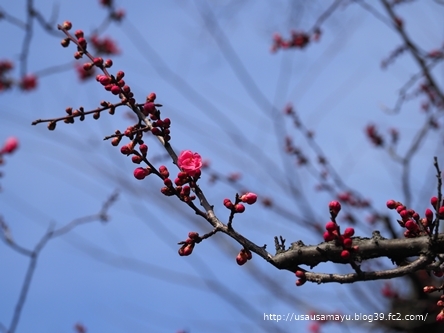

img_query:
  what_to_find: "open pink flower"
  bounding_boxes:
[177,150,202,177]
[1,137,19,154]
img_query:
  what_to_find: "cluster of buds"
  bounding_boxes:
[131,145,151,179]
[323,201,357,260]
[60,23,118,87]
[69,27,89,56]
[0,59,37,92]
[365,124,384,147]
[91,35,120,55]
[157,150,204,200]
[173,172,196,203]
[423,286,444,322]
[386,199,435,237]
[117,134,152,180]
[57,22,179,191]
[158,165,195,202]
[236,248,252,265]
[20,74,38,91]
[420,82,443,109]
[143,94,171,142]
[223,192,258,214]
[76,63,96,81]
[295,270,307,286]
[336,191,370,209]
[0,60,13,91]
[284,136,308,166]
[271,29,319,53]
[96,70,135,105]
[178,232,201,256]
[130,149,202,204]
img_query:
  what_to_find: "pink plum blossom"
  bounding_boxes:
[177,150,202,177]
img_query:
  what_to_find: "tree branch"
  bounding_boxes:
[272,231,443,273]
[3,192,118,333]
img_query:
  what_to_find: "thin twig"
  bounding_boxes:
[433,157,442,240]
[5,192,118,333]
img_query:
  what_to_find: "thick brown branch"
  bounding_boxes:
[272,231,444,272]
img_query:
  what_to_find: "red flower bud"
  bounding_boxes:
[98,75,111,85]
[131,155,142,164]
[323,231,335,242]
[74,30,84,38]
[178,243,194,256]
[343,227,355,238]
[147,92,156,102]
[399,209,409,221]
[151,127,161,135]
[329,201,341,215]
[325,221,337,232]
[163,178,172,187]
[241,248,252,260]
[93,57,103,67]
[240,192,258,205]
[224,198,234,209]
[405,220,418,232]
[116,70,125,80]
[83,63,92,71]
[234,203,245,213]
[431,196,438,208]
[111,137,120,146]
[77,37,87,49]
[188,232,199,240]
[1,137,19,154]
[236,252,247,265]
[340,250,350,259]
[139,144,148,156]
[143,102,156,116]
[343,238,352,248]
[396,205,406,213]
[386,200,397,209]
[61,38,70,47]
[295,270,306,278]
[62,21,72,30]
[104,59,113,68]
[425,208,434,221]
[133,167,148,180]
[439,207,444,218]
[111,85,121,95]
[295,279,306,286]
[120,144,132,155]
[159,165,169,178]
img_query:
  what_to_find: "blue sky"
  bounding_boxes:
[1,1,444,333]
